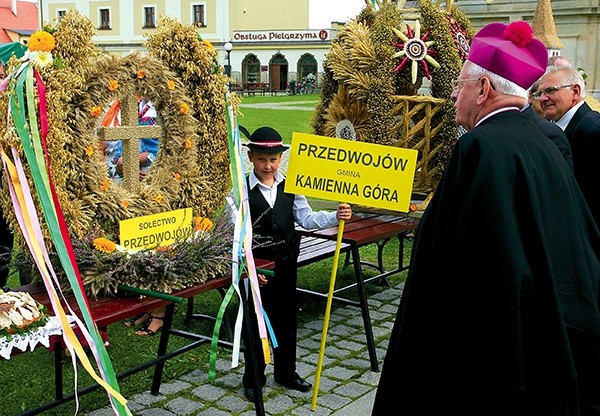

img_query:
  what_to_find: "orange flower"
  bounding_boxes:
[100,179,110,191]
[179,103,190,115]
[108,80,119,91]
[155,245,173,253]
[28,31,55,52]
[85,145,95,157]
[137,69,145,79]
[184,138,192,149]
[167,80,175,90]
[93,237,117,254]
[155,194,164,204]
[194,217,214,232]
[174,172,181,181]
[121,200,130,208]
[90,106,102,117]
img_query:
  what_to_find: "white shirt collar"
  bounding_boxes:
[248,170,285,190]
[555,100,585,131]
[474,106,520,128]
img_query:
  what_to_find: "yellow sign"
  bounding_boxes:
[119,208,193,251]
[285,133,418,211]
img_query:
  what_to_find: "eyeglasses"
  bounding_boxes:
[451,77,480,91]
[532,84,573,99]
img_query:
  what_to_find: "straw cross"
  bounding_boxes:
[96,95,162,192]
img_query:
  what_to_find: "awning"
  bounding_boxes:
[0,42,27,64]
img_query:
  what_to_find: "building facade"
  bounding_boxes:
[40,0,337,91]
[35,0,600,96]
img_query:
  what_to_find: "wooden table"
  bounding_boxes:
[11,259,274,416]
[296,213,419,371]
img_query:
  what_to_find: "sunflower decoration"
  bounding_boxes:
[392,19,441,84]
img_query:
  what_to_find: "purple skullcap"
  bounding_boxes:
[467,21,548,90]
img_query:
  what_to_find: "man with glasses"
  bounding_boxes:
[522,80,573,171]
[538,65,600,227]
[373,21,600,416]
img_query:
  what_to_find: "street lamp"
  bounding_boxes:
[224,41,233,78]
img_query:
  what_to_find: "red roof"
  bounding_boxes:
[0,0,39,43]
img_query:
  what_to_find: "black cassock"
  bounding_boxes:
[373,110,600,416]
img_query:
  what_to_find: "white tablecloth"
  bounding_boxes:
[0,316,65,360]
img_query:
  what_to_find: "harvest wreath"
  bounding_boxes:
[0,11,233,296]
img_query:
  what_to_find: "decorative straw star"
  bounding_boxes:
[392,19,441,84]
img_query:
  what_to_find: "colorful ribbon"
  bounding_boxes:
[208,92,274,382]
[3,63,130,415]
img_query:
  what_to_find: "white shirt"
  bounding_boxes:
[248,170,338,230]
[555,100,585,131]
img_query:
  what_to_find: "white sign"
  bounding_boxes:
[232,29,334,43]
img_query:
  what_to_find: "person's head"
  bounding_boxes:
[243,126,288,183]
[528,80,545,116]
[547,55,572,68]
[537,66,586,121]
[451,21,547,130]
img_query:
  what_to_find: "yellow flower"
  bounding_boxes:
[85,145,95,157]
[100,179,110,191]
[137,70,145,79]
[93,238,117,254]
[202,39,215,52]
[90,106,102,117]
[28,31,55,52]
[174,172,181,181]
[121,200,130,208]
[184,138,192,149]
[179,103,190,115]
[155,194,164,204]
[167,80,175,90]
[194,217,214,232]
[108,80,119,91]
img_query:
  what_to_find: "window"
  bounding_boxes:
[143,6,156,28]
[192,4,205,27]
[242,54,261,87]
[99,8,111,30]
[57,9,67,20]
[298,53,318,81]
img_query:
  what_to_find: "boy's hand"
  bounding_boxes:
[257,273,268,287]
[336,203,352,221]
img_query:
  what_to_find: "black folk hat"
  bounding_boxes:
[241,126,289,154]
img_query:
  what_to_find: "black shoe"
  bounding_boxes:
[243,377,266,403]
[244,386,261,403]
[274,373,312,392]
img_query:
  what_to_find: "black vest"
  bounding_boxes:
[247,178,301,262]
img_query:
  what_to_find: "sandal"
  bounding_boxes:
[135,315,164,337]
[123,312,151,328]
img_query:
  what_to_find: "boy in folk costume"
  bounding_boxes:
[240,126,352,402]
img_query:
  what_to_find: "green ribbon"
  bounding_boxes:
[11,66,129,415]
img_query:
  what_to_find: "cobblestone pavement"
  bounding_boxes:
[86,283,404,416]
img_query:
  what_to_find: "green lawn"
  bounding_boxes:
[237,93,320,143]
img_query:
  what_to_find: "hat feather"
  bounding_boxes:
[503,21,533,48]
